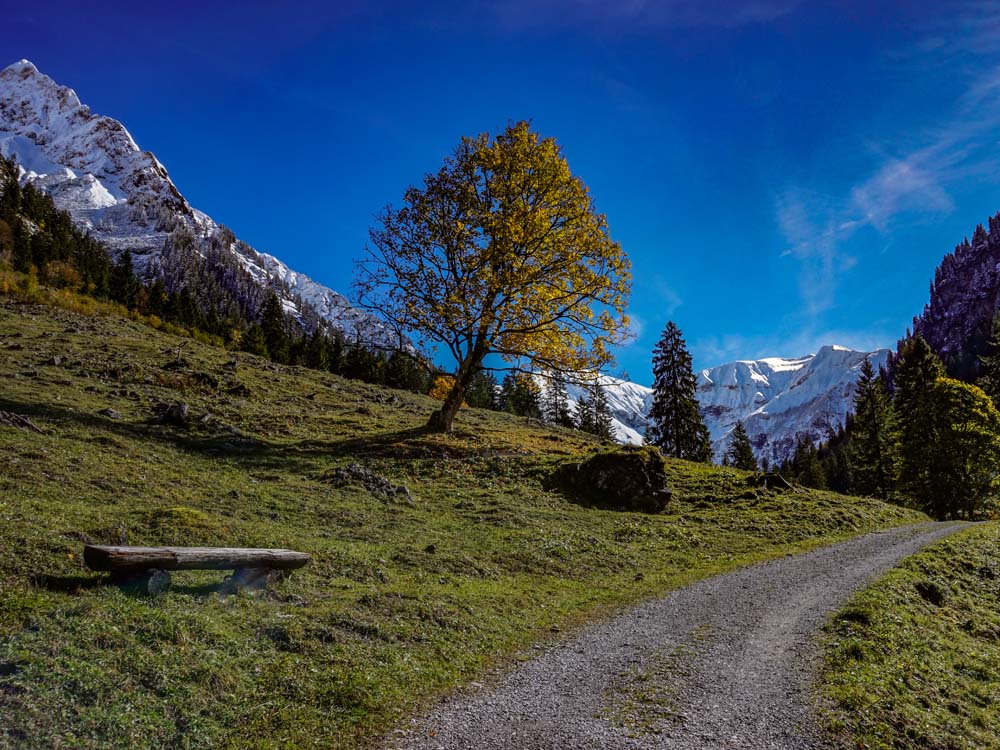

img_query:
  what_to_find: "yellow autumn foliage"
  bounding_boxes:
[357,121,631,431]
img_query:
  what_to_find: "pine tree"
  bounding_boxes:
[384,350,426,393]
[725,421,757,471]
[647,321,712,462]
[916,378,1000,519]
[850,358,898,499]
[466,370,500,410]
[260,292,289,364]
[977,313,1000,407]
[590,380,616,440]
[109,250,139,309]
[573,378,615,440]
[500,373,542,418]
[894,335,945,503]
[304,329,330,371]
[242,324,268,357]
[542,373,574,427]
[789,435,826,489]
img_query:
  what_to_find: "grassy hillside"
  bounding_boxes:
[0,300,925,749]
[823,523,1000,749]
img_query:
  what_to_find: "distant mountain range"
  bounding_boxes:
[560,346,889,463]
[0,59,395,346]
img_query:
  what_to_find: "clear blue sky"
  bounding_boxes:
[7,1,1000,381]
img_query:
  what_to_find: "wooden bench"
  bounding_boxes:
[83,545,310,594]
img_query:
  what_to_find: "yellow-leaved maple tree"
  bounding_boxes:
[356,121,632,433]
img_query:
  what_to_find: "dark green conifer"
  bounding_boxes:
[500,373,542,418]
[542,373,575,427]
[725,421,757,471]
[384,350,427,393]
[304,329,330,371]
[260,292,289,364]
[242,324,268,357]
[466,370,499,410]
[977,313,1000,407]
[850,358,897,499]
[647,321,712,462]
[109,250,139,309]
[789,435,826,489]
[894,335,945,503]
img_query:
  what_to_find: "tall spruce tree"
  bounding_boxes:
[788,435,826,489]
[384,351,427,393]
[894,335,945,503]
[575,378,615,440]
[725,421,757,471]
[542,373,575,427]
[466,370,499,410]
[260,292,290,364]
[304,329,330,371]
[242,324,268,357]
[109,250,139,309]
[500,373,542,418]
[850,358,898,499]
[647,321,712,462]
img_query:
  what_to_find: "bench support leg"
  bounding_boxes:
[109,568,172,596]
[227,567,282,593]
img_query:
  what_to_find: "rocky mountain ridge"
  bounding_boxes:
[910,212,1000,380]
[0,59,393,345]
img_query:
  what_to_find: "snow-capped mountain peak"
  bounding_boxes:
[0,59,394,345]
[696,346,890,464]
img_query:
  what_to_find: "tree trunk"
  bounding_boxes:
[427,379,469,433]
[426,349,485,433]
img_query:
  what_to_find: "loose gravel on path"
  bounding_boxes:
[385,522,967,750]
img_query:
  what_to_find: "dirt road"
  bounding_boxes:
[386,522,966,750]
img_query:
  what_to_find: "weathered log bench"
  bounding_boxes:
[83,545,311,594]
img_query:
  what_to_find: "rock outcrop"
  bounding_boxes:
[910,214,1000,380]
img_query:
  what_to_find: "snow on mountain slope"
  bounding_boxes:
[0,59,393,344]
[697,346,890,465]
[563,374,653,445]
[561,346,889,463]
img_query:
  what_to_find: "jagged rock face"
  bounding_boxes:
[0,59,395,345]
[911,215,1000,379]
[565,346,889,464]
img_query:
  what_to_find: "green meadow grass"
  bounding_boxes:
[823,522,1000,750]
[0,300,925,749]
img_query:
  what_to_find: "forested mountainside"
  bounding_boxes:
[0,59,394,346]
[910,212,1000,380]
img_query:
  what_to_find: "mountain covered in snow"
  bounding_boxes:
[562,346,889,464]
[696,345,890,465]
[0,59,393,344]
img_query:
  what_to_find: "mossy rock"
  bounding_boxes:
[551,446,672,513]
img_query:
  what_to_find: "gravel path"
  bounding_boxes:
[384,522,967,750]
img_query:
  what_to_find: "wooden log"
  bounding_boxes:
[84,545,311,573]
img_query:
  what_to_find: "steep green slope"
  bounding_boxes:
[824,523,1000,749]
[0,301,925,749]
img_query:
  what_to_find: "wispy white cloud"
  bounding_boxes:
[775,4,1000,321]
